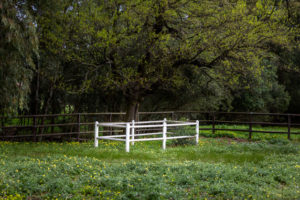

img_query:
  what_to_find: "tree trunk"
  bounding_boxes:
[29,59,40,115]
[125,100,139,122]
[38,82,55,141]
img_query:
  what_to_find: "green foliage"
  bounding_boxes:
[276,41,300,113]
[271,0,300,113]
[0,140,299,199]
[35,0,295,115]
[0,0,38,114]
[231,64,290,112]
[1,0,299,115]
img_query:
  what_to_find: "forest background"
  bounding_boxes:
[1,0,300,121]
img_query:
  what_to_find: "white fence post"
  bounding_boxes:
[163,118,167,150]
[96,119,197,152]
[126,123,130,152]
[196,120,199,145]
[94,121,99,147]
[131,120,135,145]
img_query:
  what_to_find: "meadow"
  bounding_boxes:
[0,128,300,200]
[198,124,300,141]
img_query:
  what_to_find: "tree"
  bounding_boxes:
[231,63,290,113]
[0,0,38,114]
[38,0,292,119]
[271,0,300,113]
[24,0,73,115]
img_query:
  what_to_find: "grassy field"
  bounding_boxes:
[0,134,299,200]
[197,124,300,141]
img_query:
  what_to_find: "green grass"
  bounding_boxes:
[0,138,299,200]
[195,124,300,141]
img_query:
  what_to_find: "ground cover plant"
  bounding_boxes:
[0,136,299,200]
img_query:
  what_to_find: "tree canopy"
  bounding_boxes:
[1,0,299,117]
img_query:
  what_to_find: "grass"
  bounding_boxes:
[195,124,300,141]
[0,137,299,200]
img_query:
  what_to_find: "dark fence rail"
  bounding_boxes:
[1,111,300,141]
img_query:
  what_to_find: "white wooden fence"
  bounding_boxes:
[94,118,199,152]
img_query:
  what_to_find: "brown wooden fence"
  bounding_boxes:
[1,111,300,141]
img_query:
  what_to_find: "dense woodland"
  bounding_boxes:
[1,0,300,121]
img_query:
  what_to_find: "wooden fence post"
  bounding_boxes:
[77,113,81,141]
[171,111,175,120]
[51,116,54,133]
[288,114,291,140]
[1,117,5,140]
[33,116,37,142]
[212,112,215,134]
[249,112,253,140]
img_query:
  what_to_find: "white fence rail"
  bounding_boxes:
[94,118,199,152]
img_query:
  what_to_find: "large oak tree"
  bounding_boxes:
[40,0,292,120]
